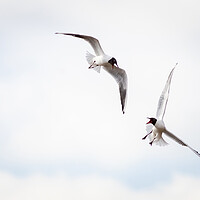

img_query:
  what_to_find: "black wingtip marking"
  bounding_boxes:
[192,149,200,157]
[120,88,126,115]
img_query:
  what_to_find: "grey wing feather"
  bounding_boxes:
[55,32,105,56]
[103,65,128,114]
[164,130,200,157]
[164,129,187,146]
[156,66,176,120]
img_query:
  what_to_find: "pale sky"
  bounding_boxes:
[0,0,200,199]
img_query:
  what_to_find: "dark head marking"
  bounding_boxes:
[146,117,157,126]
[108,57,118,67]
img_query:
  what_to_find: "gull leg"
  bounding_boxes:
[142,131,152,140]
[149,137,156,146]
[88,61,96,69]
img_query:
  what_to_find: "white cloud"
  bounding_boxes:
[0,171,200,200]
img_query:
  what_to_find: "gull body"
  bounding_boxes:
[143,65,200,157]
[55,32,127,114]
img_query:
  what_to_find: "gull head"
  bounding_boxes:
[108,57,118,68]
[146,117,157,125]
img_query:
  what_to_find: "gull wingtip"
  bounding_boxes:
[55,32,63,35]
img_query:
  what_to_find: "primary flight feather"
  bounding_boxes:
[142,64,200,157]
[55,33,128,114]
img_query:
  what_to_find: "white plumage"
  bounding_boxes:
[143,64,200,157]
[56,32,128,114]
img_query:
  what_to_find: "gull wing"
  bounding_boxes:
[55,32,105,56]
[103,65,128,114]
[164,130,200,157]
[156,65,177,120]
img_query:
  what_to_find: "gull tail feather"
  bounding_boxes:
[86,51,101,73]
[148,134,168,146]
[155,137,168,146]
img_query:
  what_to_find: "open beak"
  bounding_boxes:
[146,117,151,124]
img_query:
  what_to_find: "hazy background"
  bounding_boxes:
[0,0,200,199]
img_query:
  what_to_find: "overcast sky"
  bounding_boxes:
[0,0,200,199]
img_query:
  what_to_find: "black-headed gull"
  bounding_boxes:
[55,33,127,114]
[142,64,200,157]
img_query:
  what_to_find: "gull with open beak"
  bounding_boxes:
[55,33,127,114]
[142,64,200,157]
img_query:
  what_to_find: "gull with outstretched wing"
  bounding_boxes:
[55,33,127,114]
[142,64,200,157]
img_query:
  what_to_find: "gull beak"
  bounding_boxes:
[112,64,118,69]
[146,117,151,124]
